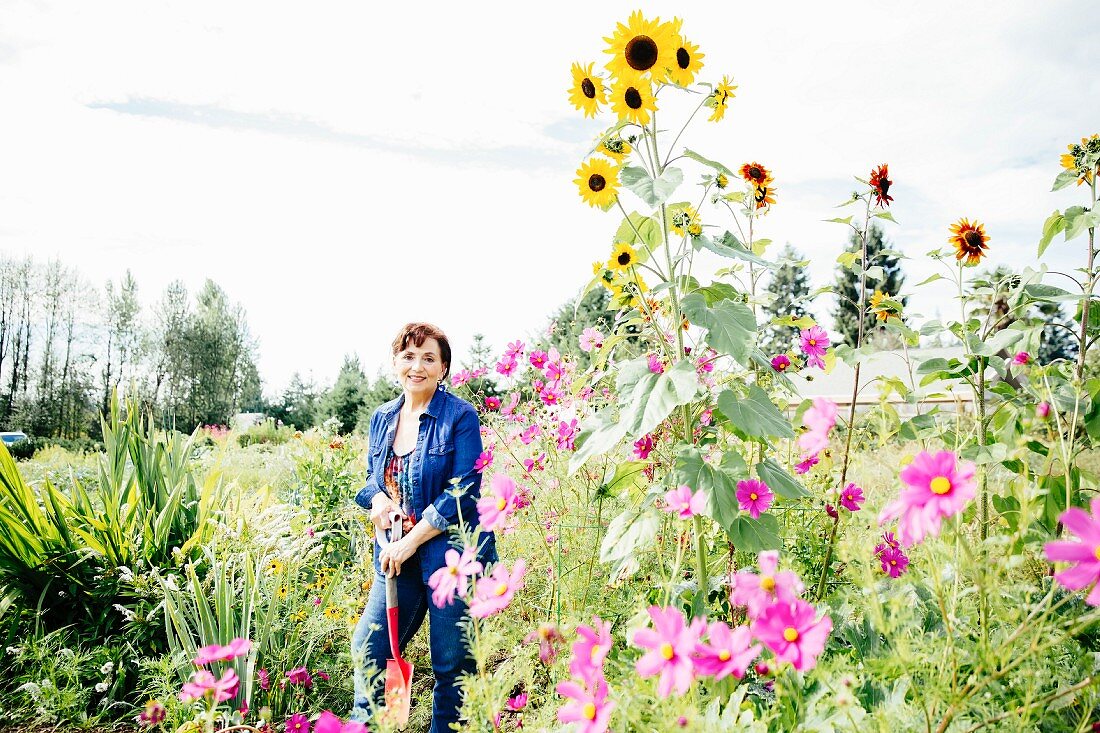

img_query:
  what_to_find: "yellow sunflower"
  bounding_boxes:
[599,134,632,162]
[608,242,638,272]
[610,78,657,126]
[665,18,704,87]
[670,205,700,237]
[753,182,777,211]
[568,62,606,118]
[869,290,901,322]
[604,10,676,83]
[715,173,729,189]
[575,157,620,209]
[1061,134,1099,185]
[948,218,989,266]
[709,75,738,122]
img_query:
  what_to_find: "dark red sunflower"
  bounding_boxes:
[948,218,989,266]
[869,164,893,207]
[739,162,771,186]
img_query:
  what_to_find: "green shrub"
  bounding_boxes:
[237,419,294,447]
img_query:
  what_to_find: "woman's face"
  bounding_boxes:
[394,337,447,398]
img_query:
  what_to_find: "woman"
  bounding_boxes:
[350,322,495,732]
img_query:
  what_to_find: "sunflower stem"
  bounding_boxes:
[663,93,711,169]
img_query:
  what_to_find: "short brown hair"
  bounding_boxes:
[391,323,451,379]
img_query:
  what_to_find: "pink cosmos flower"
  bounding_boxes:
[692,621,761,680]
[286,713,310,733]
[1013,351,1030,365]
[569,618,613,683]
[508,693,528,711]
[795,455,819,474]
[428,547,483,608]
[451,369,472,387]
[647,353,665,374]
[500,391,521,417]
[474,449,494,473]
[699,409,713,426]
[469,559,527,618]
[506,340,525,358]
[523,453,546,474]
[632,605,703,698]
[879,450,977,546]
[520,424,541,445]
[730,551,805,620]
[800,326,830,370]
[633,434,655,460]
[496,356,518,377]
[540,385,563,406]
[193,637,251,666]
[557,676,614,733]
[180,668,239,703]
[477,473,521,532]
[546,360,567,382]
[579,327,604,352]
[877,546,909,578]
[839,483,865,512]
[485,396,501,411]
[1037,401,1051,419]
[663,485,706,520]
[825,503,839,519]
[529,350,548,369]
[751,598,832,671]
[525,622,566,665]
[771,354,791,372]
[1044,497,1100,605]
[313,711,367,733]
[736,479,774,519]
[557,419,580,451]
[315,671,330,682]
[257,668,270,691]
[799,397,838,458]
[285,667,313,688]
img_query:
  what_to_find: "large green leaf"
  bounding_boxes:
[717,386,795,440]
[614,212,662,254]
[694,232,772,268]
[682,293,756,366]
[621,166,683,207]
[681,149,736,177]
[599,507,660,581]
[674,445,747,532]
[755,458,810,499]
[728,514,781,551]
[1039,210,1067,256]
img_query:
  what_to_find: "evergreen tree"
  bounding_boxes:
[831,223,907,347]
[460,333,500,400]
[357,370,402,432]
[1038,302,1078,365]
[321,355,368,435]
[760,244,815,354]
[269,372,323,430]
[537,287,616,371]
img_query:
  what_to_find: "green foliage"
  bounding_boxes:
[320,355,369,435]
[831,223,907,347]
[237,418,295,447]
[760,244,816,354]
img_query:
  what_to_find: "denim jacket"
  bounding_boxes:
[355,387,497,582]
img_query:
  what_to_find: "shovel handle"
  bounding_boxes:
[385,516,404,661]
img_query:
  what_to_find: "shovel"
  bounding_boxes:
[382,511,413,728]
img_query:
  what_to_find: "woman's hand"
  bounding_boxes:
[379,535,418,577]
[370,494,402,533]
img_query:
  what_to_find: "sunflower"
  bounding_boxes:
[708,75,737,122]
[610,78,657,126]
[753,182,777,210]
[869,164,893,207]
[948,218,989,266]
[670,205,700,237]
[568,62,606,118]
[739,162,771,186]
[715,173,729,189]
[665,18,704,86]
[608,242,638,272]
[1061,134,1099,185]
[604,10,676,83]
[266,558,284,575]
[575,157,620,209]
[599,134,632,162]
[869,290,901,322]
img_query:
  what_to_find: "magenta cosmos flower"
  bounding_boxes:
[477,472,521,532]
[878,450,977,547]
[663,485,707,520]
[839,483,865,512]
[313,711,367,733]
[428,547,483,608]
[1037,401,1051,419]
[736,479,774,519]
[799,397,838,458]
[751,598,832,672]
[771,354,791,372]
[180,668,239,703]
[1045,497,1100,605]
[474,449,494,473]
[693,621,761,680]
[286,713,310,733]
[469,559,527,618]
[632,605,703,698]
[579,327,604,352]
[557,676,614,733]
[877,546,909,578]
[192,637,251,666]
[569,617,613,683]
[286,666,312,687]
[800,326,830,369]
[730,550,805,620]
[647,353,665,374]
[1013,351,1030,365]
[633,433,654,460]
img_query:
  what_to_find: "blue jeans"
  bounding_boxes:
[350,558,475,732]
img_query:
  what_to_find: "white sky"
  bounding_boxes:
[1,1,1097,394]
